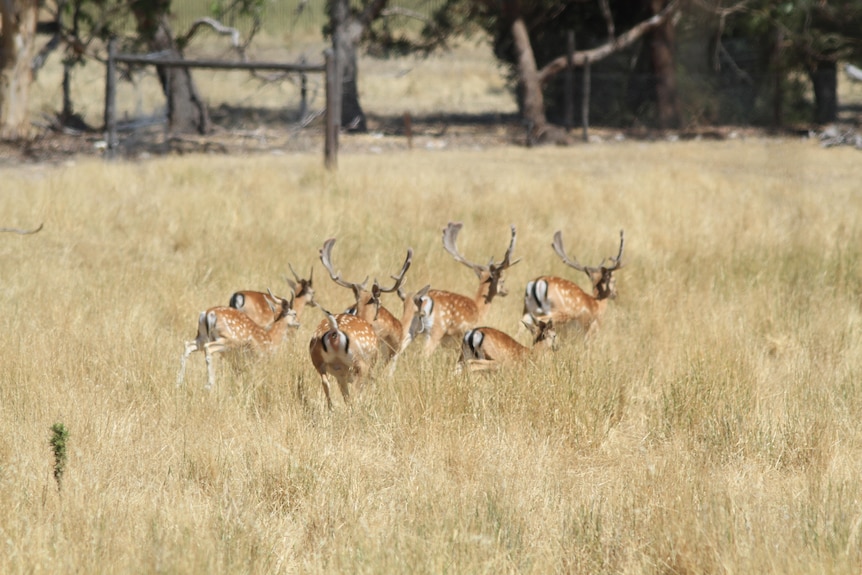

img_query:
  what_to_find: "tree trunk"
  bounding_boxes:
[647,0,680,129]
[809,60,837,125]
[0,0,38,139]
[133,1,210,134]
[330,0,378,132]
[510,16,548,142]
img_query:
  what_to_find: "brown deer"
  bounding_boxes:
[400,222,519,356]
[457,318,557,373]
[522,229,624,336]
[229,264,315,327]
[319,238,412,362]
[308,306,379,410]
[178,293,300,389]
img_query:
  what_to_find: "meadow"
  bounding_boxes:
[1,138,861,574]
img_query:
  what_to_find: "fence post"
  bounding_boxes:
[564,30,574,131]
[299,56,308,119]
[104,37,118,159]
[324,49,338,170]
[582,57,591,143]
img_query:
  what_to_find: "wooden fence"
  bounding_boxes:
[104,38,339,168]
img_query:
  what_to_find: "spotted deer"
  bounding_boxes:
[177,293,300,389]
[457,318,557,374]
[523,229,624,336]
[400,222,519,356]
[319,238,412,362]
[229,264,315,327]
[308,306,379,410]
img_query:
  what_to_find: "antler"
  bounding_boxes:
[319,238,369,292]
[442,222,486,275]
[0,223,43,235]
[286,262,312,291]
[552,229,625,277]
[602,229,625,271]
[490,225,520,272]
[374,248,414,295]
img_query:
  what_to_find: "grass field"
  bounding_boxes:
[1,139,861,574]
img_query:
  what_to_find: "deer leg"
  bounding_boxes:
[319,372,334,411]
[335,372,351,405]
[177,340,201,385]
[203,340,228,389]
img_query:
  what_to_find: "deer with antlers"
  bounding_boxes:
[523,229,625,336]
[400,222,520,356]
[308,305,380,410]
[319,238,412,362]
[177,292,300,389]
[229,264,315,327]
[457,318,557,374]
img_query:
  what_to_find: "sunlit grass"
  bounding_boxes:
[1,140,862,573]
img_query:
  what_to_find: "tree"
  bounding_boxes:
[328,0,388,132]
[0,0,39,139]
[470,0,680,141]
[131,0,210,133]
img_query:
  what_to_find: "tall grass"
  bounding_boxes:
[1,140,861,573]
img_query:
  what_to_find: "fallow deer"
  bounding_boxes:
[457,318,557,374]
[308,306,379,410]
[229,264,315,327]
[177,293,300,389]
[523,229,625,336]
[400,222,519,356]
[319,238,412,362]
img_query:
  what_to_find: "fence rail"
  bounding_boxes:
[104,39,339,168]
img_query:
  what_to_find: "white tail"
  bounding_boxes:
[400,222,519,356]
[178,293,299,389]
[308,306,379,410]
[523,229,624,336]
[457,318,556,373]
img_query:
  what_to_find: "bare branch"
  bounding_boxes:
[537,0,680,84]
[0,223,43,235]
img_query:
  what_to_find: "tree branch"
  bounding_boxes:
[537,0,680,85]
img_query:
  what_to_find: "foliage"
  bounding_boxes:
[49,423,69,492]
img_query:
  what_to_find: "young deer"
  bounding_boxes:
[178,293,300,389]
[523,229,625,336]
[319,238,412,362]
[308,306,379,410]
[229,264,314,327]
[457,318,557,374]
[400,222,519,356]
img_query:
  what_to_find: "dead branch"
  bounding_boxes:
[537,0,680,84]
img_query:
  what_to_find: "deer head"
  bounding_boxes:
[442,221,520,303]
[552,229,624,300]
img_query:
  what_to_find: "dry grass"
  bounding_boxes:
[1,139,862,574]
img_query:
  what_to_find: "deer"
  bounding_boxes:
[522,229,625,337]
[229,264,315,327]
[399,221,520,356]
[308,305,380,410]
[177,293,300,389]
[319,238,413,362]
[457,317,557,374]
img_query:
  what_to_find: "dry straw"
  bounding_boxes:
[1,140,861,574]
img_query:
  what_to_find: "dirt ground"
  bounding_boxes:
[2,109,849,167]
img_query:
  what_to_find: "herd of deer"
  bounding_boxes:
[175,222,626,410]
[0,220,624,409]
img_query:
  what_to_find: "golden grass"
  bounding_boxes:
[1,139,862,574]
